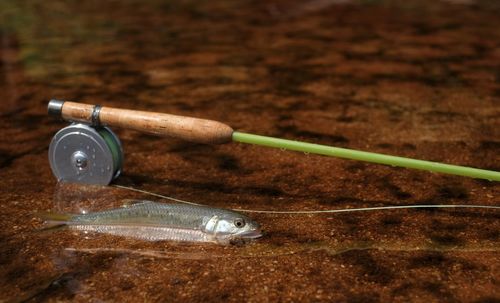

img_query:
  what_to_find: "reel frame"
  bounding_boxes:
[48,123,123,185]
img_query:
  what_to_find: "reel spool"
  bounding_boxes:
[48,123,123,185]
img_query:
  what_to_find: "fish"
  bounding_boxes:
[40,200,262,245]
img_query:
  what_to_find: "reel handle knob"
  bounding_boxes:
[48,100,234,144]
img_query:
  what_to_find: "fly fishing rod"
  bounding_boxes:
[47,100,500,185]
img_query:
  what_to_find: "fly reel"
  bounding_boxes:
[47,98,234,185]
[48,101,124,185]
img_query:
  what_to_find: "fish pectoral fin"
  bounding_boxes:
[38,222,69,233]
[35,211,73,223]
[34,211,73,232]
[121,199,156,208]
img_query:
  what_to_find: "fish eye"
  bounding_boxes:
[234,218,246,228]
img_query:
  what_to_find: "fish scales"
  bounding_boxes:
[42,200,262,244]
[73,202,231,228]
[73,224,212,242]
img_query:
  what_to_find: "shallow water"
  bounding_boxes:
[1,0,499,301]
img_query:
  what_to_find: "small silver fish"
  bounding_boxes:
[41,200,262,245]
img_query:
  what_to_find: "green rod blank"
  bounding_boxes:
[232,132,500,181]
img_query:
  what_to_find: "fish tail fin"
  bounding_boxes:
[36,211,74,231]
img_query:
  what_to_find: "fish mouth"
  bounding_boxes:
[237,229,263,239]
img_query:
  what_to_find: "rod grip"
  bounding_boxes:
[49,100,234,144]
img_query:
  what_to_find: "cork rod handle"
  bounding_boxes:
[48,100,234,144]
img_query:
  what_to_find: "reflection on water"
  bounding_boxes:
[51,183,180,213]
[52,182,118,214]
[63,240,499,261]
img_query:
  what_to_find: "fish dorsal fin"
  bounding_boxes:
[121,199,156,208]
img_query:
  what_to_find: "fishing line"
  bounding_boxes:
[233,204,500,214]
[113,184,500,214]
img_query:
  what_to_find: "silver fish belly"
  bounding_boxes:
[73,224,214,243]
[61,201,262,244]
